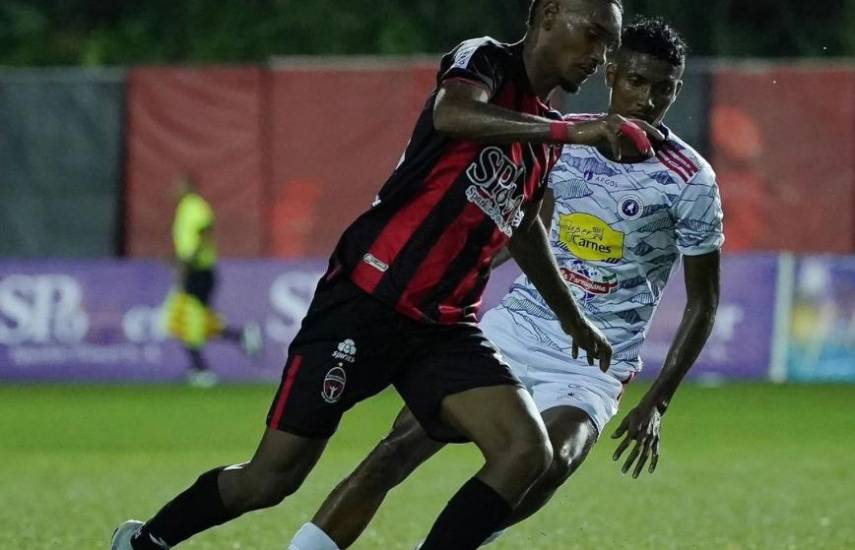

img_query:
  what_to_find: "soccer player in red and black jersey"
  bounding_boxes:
[112,1,663,549]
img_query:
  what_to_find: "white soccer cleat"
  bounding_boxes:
[240,321,263,359]
[110,520,143,550]
[187,370,219,388]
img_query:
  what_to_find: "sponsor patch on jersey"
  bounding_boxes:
[558,213,624,263]
[560,266,618,295]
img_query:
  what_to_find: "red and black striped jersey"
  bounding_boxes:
[329,38,562,324]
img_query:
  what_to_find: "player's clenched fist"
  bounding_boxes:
[567,113,665,160]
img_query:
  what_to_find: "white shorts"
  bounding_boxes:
[481,306,631,437]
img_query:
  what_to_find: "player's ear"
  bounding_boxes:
[540,0,560,30]
[674,79,684,97]
[605,62,617,87]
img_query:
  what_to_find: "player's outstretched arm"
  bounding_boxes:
[433,80,664,153]
[508,201,612,372]
[611,250,721,478]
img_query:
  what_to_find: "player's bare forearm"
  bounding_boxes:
[492,189,556,269]
[508,218,583,327]
[433,81,664,155]
[434,87,556,144]
[642,251,721,412]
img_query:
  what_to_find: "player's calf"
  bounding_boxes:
[306,408,443,549]
[119,429,327,549]
[419,386,552,550]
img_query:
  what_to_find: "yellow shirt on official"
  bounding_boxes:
[173,193,217,270]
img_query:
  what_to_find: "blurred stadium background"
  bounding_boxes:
[1,1,854,548]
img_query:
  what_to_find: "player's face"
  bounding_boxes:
[606,51,684,126]
[539,0,622,93]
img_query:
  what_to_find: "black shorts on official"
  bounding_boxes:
[183,268,216,305]
[266,275,521,443]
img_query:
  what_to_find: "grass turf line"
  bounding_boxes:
[1,383,853,549]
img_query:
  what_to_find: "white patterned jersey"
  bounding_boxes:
[495,119,724,380]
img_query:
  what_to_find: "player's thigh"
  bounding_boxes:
[266,277,404,439]
[395,321,538,447]
[246,427,329,479]
[440,384,549,459]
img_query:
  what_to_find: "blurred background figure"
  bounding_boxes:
[164,174,262,387]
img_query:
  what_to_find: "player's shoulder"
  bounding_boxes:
[656,128,715,187]
[446,36,511,65]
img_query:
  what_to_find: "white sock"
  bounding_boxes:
[288,523,340,550]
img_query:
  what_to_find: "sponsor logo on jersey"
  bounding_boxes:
[560,258,619,299]
[558,213,624,263]
[560,267,618,295]
[465,146,526,236]
[322,366,347,404]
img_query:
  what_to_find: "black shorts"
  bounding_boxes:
[183,268,216,305]
[266,276,520,443]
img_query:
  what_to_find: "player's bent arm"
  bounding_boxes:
[642,250,721,413]
[492,189,556,269]
[433,80,557,144]
[434,80,664,153]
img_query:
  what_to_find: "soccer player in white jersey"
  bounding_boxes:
[286,17,723,550]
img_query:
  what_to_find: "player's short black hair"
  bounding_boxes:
[620,17,688,66]
[527,0,624,27]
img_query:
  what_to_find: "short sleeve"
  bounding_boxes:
[438,38,505,97]
[672,167,725,255]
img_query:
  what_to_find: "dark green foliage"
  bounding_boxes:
[0,0,850,66]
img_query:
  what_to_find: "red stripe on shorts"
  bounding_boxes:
[269,354,304,428]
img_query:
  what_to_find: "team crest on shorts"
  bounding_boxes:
[322,366,347,404]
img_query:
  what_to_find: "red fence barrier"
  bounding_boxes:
[711,65,855,252]
[266,63,437,256]
[124,61,855,258]
[125,67,267,258]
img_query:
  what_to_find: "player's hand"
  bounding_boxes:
[611,401,663,478]
[561,316,612,372]
[569,114,665,160]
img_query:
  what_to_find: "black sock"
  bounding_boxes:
[131,467,239,549]
[420,477,513,550]
[187,348,206,371]
[220,326,242,342]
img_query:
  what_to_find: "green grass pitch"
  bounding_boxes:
[2,383,853,549]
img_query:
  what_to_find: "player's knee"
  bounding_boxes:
[543,450,576,486]
[253,474,302,508]
[503,435,553,483]
[234,469,303,510]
